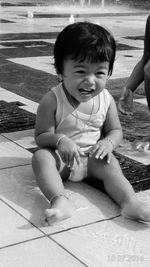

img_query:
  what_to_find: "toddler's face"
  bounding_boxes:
[61,58,109,103]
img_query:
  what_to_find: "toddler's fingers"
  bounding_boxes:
[74,150,81,165]
[106,153,111,164]
[96,150,106,160]
[64,154,70,166]
[78,147,85,157]
[68,155,74,168]
[89,147,97,157]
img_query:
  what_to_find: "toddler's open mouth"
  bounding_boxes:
[79,88,94,95]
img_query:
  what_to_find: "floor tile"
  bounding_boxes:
[0,165,47,225]
[0,135,32,168]
[0,165,120,235]
[112,49,143,79]
[8,55,56,75]
[53,212,150,267]
[0,200,42,248]
[0,237,84,267]
[2,129,36,149]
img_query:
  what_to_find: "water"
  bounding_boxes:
[47,3,135,15]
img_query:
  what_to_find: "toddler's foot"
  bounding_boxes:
[118,87,133,115]
[121,198,150,223]
[44,195,75,226]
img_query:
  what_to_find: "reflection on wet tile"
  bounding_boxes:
[0,165,120,235]
[0,200,42,248]
[116,139,150,165]
[53,213,150,267]
[0,165,46,224]
[0,135,32,168]
[134,98,147,106]
[0,237,84,267]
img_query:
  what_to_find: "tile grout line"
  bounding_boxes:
[0,204,89,267]
[0,196,121,238]
[0,132,35,152]
[0,163,31,171]
[47,236,89,267]
[0,235,89,267]
[0,236,45,250]
[0,197,120,267]
[0,198,46,236]
[49,214,121,236]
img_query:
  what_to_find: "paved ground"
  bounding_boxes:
[0,3,150,267]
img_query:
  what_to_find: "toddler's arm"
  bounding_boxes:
[89,95,122,163]
[34,91,83,167]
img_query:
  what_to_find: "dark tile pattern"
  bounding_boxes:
[0,19,15,23]
[0,61,58,102]
[0,41,53,47]
[1,2,40,6]
[0,100,35,133]
[0,41,57,102]
[125,36,144,40]
[117,43,142,50]
[0,32,59,41]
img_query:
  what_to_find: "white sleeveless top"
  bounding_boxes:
[52,84,111,153]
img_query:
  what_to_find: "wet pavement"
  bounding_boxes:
[0,3,150,267]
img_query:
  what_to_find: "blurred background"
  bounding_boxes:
[1,0,150,10]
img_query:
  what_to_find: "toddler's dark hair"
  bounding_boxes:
[54,21,116,76]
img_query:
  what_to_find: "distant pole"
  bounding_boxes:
[80,0,85,6]
[101,0,105,8]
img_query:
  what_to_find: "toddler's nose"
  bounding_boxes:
[84,75,95,85]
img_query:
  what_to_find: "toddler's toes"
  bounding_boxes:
[44,208,59,225]
[45,208,58,218]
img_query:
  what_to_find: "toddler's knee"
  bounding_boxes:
[144,60,150,80]
[32,148,55,166]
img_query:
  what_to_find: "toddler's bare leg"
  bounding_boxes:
[88,154,150,223]
[32,149,75,225]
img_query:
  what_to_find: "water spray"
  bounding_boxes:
[69,14,75,24]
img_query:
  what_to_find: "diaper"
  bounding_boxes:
[69,156,88,182]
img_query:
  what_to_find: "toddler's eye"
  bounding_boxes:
[96,72,104,75]
[96,72,106,77]
[75,70,85,74]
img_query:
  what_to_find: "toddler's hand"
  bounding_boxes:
[89,138,114,163]
[57,136,84,167]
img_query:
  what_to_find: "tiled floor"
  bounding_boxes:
[0,2,150,267]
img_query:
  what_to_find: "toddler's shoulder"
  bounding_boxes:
[38,87,58,112]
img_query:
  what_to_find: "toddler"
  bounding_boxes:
[32,22,150,225]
